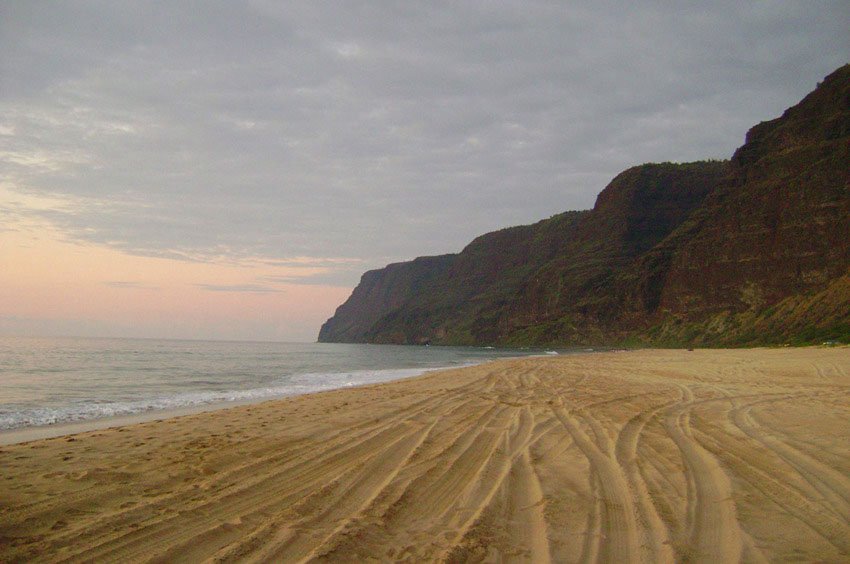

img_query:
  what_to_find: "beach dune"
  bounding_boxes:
[1,348,848,562]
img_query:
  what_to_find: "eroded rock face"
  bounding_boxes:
[501,161,728,344]
[319,161,726,346]
[318,254,455,343]
[319,65,850,346]
[655,64,850,317]
[617,64,850,345]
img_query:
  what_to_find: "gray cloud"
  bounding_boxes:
[2,1,848,284]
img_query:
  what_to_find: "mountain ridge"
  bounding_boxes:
[319,65,850,347]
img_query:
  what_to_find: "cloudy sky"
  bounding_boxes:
[1,1,848,341]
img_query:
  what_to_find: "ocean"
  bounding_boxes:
[0,336,563,432]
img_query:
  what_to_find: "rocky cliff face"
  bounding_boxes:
[621,64,850,345]
[317,254,454,343]
[363,210,589,344]
[499,161,728,344]
[319,65,850,346]
[319,161,726,345]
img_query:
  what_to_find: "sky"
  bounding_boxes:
[1,1,848,342]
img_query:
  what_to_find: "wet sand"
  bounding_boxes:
[1,347,848,562]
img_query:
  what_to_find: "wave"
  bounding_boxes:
[0,365,457,431]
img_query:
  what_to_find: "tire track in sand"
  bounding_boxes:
[202,390,484,563]
[22,388,461,556]
[664,384,742,563]
[733,398,850,523]
[54,391,471,563]
[504,447,551,563]
[449,406,552,563]
[550,399,641,563]
[228,420,438,563]
[615,400,676,562]
[694,413,850,556]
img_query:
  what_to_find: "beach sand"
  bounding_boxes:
[1,347,848,562]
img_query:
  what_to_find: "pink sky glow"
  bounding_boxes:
[0,219,352,342]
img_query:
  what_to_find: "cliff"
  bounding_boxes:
[319,160,727,345]
[624,63,850,345]
[317,254,455,343]
[319,65,850,346]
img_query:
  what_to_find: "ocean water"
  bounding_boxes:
[0,336,560,431]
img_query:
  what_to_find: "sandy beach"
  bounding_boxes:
[1,348,848,562]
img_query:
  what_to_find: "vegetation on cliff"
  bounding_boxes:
[319,65,850,347]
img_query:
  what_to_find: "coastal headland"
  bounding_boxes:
[2,347,848,562]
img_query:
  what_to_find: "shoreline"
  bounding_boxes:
[0,398,266,446]
[0,366,449,447]
[2,347,847,562]
[0,351,566,446]
[0,345,836,447]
